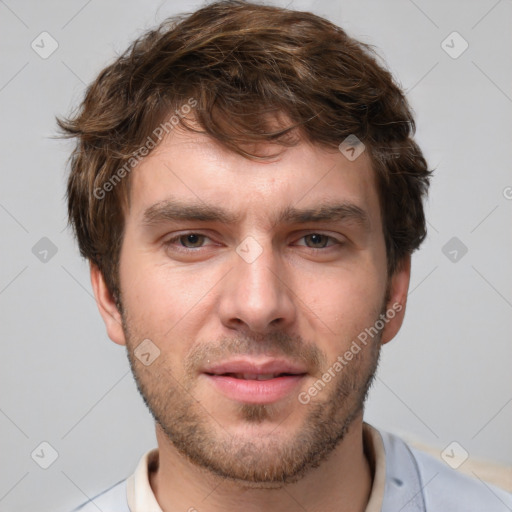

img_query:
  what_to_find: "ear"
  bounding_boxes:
[380,254,411,345]
[89,262,126,346]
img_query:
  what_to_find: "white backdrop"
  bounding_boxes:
[0,1,511,510]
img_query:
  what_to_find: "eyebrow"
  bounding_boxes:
[141,199,370,231]
[279,203,369,228]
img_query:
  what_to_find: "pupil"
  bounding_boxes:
[182,234,202,247]
[309,234,326,247]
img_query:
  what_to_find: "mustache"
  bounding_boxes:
[184,331,326,375]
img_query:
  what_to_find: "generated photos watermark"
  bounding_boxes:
[93,97,198,200]
[298,301,403,404]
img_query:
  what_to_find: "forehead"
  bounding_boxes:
[126,126,381,231]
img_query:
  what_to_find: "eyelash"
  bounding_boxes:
[163,233,212,251]
[163,232,344,251]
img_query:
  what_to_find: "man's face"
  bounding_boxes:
[97,122,407,485]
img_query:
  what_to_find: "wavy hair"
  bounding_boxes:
[58,0,432,304]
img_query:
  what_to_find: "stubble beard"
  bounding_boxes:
[122,314,382,488]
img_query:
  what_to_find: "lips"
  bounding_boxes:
[203,358,308,377]
[220,372,295,380]
[202,358,308,404]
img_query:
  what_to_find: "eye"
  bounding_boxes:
[181,233,205,248]
[298,233,339,249]
[165,233,209,249]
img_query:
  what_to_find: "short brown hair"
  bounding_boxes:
[58,0,432,305]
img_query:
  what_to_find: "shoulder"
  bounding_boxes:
[410,445,512,511]
[70,479,129,512]
[378,427,512,511]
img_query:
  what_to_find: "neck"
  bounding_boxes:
[149,415,373,512]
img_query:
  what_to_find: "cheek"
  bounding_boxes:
[119,247,178,334]
[119,246,220,350]
[297,262,385,334]
[120,236,178,303]
[293,263,386,352]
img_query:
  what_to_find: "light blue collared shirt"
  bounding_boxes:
[72,423,512,512]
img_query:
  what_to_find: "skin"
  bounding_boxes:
[90,122,411,512]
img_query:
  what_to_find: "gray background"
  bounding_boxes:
[0,0,511,510]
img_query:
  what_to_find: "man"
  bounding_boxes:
[59,1,512,511]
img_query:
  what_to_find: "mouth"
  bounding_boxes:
[202,359,308,404]
[209,372,303,381]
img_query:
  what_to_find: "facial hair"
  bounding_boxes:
[122,308,383,488]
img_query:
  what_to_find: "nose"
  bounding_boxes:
[217,240,297,334]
